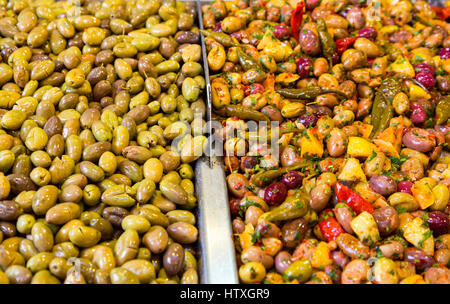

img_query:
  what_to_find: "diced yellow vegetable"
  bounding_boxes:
[373,139,399,157]
[275,73,300,85]
[353,122,373,139]
[433,55,441,68]
[257,30,278,50]
[300,129,323,158]
[350,211,380,246]
[372,257,398,284]
[257,30,293,62]
[347,137,375,158]
[338,157,367,182]
[400,275,427,284]
[412,22,426,32]
[239,223,255,250]
[286,0,299,8]
[410,48,434,65]
[409,84,431,101]
[397,212,413,230]
[354,182,380,204]
[443,59,450,74]
[403,217,434,255]
[389,56,415,78]
[431,184,450,211]
[310,242,333,269]
[411,182,435,210]
[261,237,282,256]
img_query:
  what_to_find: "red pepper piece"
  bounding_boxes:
[290,1,305,41]
[318,208,344,242]
[335,182,374,215]
[432,6,450,20]
[335,37,356,55]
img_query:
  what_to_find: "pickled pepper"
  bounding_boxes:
[276,87,348,100]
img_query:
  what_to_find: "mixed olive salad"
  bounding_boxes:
[202,0,450,284]
[0,0,207,284]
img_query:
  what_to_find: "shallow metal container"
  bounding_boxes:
[193,0,239,284]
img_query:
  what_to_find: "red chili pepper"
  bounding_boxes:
[432,6,450,20]
[318,208,344,242]
[290,1,305,41]
[335,37,356,55]
[335,182,374,215]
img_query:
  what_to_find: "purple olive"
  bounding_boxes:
[439,47,450,59]
[297,113,318,128]
[397,180,413,194]
[281,171,304,189]
[230,32,241,41]
[274,251,292,274]
[358,27,377,40]
[369,175,397,196]
[313,106,333,118]
[409,103,427,125]
[273,24,290,40]
[404,248,435,272]
[414,63,436,76]
[331,52,340,65]
[212,22,222,32]
[296,57,313,78]
[264,182,288,206]
[415,72,435,90]
[305,0,320,10]
[241,155,258,170]
[427,211,450,236]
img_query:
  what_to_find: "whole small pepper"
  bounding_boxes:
[370,78,400,137]
[213,104,270,123]
[260,193,309,222]
[316,18,336,65]
[431,5,450,20]
[200,30,239,47]
[237,47,262,71]
[290,1,305,41]
[250,161,313,187]
[276,87,348,100]
[318,208,344,242]
[335,182,374,214]
[335,37,357,55]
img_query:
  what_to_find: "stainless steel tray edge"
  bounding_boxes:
[196,157,238,284]
[196,1,239,284]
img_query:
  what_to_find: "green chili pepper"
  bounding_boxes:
[370,78,400,137]
[200,30,239,47]
[379,78,402,102]
[276,87,348,100]
[316,19,336,65]
[370,91,387,136]
[213,104,270,123]
[237,47,262,71]
[261,193,310,222]
[250,161,313,187]
[436,96,450,125]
